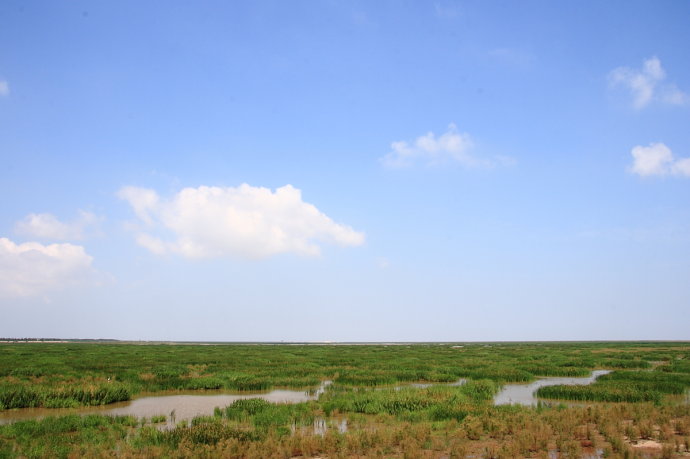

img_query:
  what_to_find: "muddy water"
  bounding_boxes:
[0,381,332,428]
[493,370,611,406]
[0,372,610,426]
[306,417,348,436]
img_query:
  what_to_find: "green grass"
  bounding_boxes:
[1,341,690,457]
[535,368,690,403]
[0,383,131,409]
[320,379,498,419]
[223,398,315,429]
[536,384,664,403]
[1,341,688,409]
[0,414,137,459]
[2,393,689,458]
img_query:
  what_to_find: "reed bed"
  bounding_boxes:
[0,383,131,409]
[222,398,315,431]
[536,384,664,403]
[536,369,690,404]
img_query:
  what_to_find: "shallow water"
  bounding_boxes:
[307,417,348,435]
[0,372,610,426]
[0,381,332,427]
[493,370,611,406]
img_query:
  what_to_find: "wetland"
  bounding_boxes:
[1,341,689,458]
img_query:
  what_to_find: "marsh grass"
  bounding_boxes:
[0,414,137,458]
[223,398,315,430]
[537,384,664,403]
[0,383,131,409]
[1,399,689,458]
[536,370,690,403]
[1,342,690,457]
[1,341,687,409]
[320,380,498,421]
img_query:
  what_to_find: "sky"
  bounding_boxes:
[1,1,689,341]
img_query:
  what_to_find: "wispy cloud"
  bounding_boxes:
[15,211,101,241]
[376,257,390,269]
[0,80,9,97]
[118,184,365,259]
[488,48,535,68]
[381,123,513,168]
[609,57,689,109]
[629,142,690,177]
[434,1,460,18]
[0,238,96,298]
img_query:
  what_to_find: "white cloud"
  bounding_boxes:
[15,211,100,241]
[0,237,95,298]
[673,157,690,176]
[629,143,690,177]
[118,184,365,259]
[609,57,689,109]
[382,124,495,168]
[117,187,159,225]
[0,80,8,97]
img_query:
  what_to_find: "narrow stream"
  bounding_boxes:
[0,371,610,426]
[493,370,611,406]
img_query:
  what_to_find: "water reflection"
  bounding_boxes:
[0,381,332,427]
[493,370,611,406]
[0,371,611,426]
[306,417,348,436]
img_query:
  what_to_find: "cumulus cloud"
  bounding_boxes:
[381,124,510,168]
[609,57,689,109]
[118,184,365,259]
[0,238,95,298]
[0,80,8,97]
[629,143,690,177]
[15,211,100,241]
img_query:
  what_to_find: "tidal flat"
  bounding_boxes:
[1,341,689,458]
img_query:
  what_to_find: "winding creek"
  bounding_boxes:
[0,382,332,428]
[0,371,610,426]
[493,370,611,406]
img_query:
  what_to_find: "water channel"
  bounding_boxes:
[0,382,331,428]
[0,371,610,427]
[493,370,611,406]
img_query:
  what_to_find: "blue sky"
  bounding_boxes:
[1,1,689,341]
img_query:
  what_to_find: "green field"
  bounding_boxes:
[1,341,689,458]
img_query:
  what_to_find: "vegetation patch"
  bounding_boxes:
[1,342,690,457]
